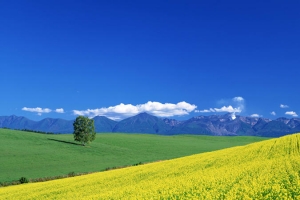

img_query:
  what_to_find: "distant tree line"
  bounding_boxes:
[19,129,59,134]
[1,127,61,134]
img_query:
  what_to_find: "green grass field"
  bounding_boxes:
[0,128,269,183]
[1,133,298,199]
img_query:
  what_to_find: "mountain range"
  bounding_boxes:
[1,113,300,137]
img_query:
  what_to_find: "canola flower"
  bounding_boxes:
[0,133,300,199]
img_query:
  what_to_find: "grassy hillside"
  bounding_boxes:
[0,128,267,183]
[1,133,299,199]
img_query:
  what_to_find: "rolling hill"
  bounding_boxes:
[0,132,298,199]
[0,128,266,183]
[1,113,300,136]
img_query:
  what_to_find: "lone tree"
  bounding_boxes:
[73,116,96,146]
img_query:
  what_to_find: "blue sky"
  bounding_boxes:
[1,1,299,121]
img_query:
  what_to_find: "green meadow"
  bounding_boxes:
[0,128,268,183]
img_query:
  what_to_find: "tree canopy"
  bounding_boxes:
[73,116,96,146]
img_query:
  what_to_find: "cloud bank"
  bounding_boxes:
[22,107,64,115]
[22,107,52,115]
[214,106,242,113]
[195,97,244,114]
[285,111,298,117]
[270,111,276,116]
[73,101,197,120]
[196,106,242,113]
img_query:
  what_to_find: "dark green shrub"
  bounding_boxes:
[133,162,143,166]
[19,177,29,184]
[68,172,76,177]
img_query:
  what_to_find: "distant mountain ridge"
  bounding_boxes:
[1,113,300,137]
[0,115,74,133]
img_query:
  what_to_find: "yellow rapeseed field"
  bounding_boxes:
[1,133,300,199]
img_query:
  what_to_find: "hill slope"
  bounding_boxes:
[0,132,299,199]
[0,128,265,183]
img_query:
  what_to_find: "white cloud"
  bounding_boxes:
[55,108,64,113]
[280,104,289,108]
[73,101,197,120]
[233,97,244,102]
[195,108,216,113]
[231,113,236,120]
[204,109,214,112]
[270,111,276,116]
[197,96,244,116]
[22,107,52,115]
[214,105,242,113]
[22,107,64,115]
[195,106,241,113]
[233,97,245,111]
[285,111,298,117]
[250,114,260,118]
